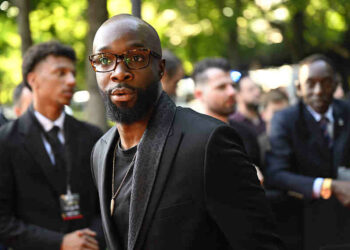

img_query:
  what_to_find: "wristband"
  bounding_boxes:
[320,178,332,199]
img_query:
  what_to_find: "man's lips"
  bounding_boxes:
[62,89,74,97]
[109,87,135,102]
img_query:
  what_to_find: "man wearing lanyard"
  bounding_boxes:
[0,41,104,250]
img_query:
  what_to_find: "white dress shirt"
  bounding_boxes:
[34,111,65,165]
[306,105,334,198]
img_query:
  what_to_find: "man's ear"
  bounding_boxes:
[27,72,36,90]
[158,59,165,78]
[194,87,203,100]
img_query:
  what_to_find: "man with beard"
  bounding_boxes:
[192,57,261,167]
[229,75,266,136]
[89,14,282,250]
[0,41,104,250]
[266,54,350,250]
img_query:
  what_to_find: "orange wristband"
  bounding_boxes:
[320,178,332,199]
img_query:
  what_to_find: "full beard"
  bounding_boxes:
[246,102,260,112]
[100,82,159,124]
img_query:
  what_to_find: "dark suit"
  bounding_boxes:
[0,111,7,127]
[0,108,104,249]
[266,100,350,250]
[91,92,282,250]
[229,120,261,166]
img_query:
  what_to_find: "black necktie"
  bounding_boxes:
[46,126,66,169]
[319,117,333,148]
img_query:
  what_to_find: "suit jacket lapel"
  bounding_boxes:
[128,92,176,250]
[299,103,332,176]
[98,126,122,250]
[20,110,65,195]
[134,127,183,250]
[301,103,330,154]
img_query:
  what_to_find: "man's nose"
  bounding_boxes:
[314,82,323,95]
[110,61,133,82]
[66,72,76,87]
[227,84,236,97]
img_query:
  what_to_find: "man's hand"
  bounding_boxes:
[254,165,264,185]
[61,228,99,250]
[331,180,350,208]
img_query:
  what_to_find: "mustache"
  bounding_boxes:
[107,83,136,95]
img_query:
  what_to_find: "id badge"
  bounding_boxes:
[59,192,83,221]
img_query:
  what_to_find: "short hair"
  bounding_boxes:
[261,88,289,109]
[162,49,182,78]
[13,82,26,106]
[299,54,335,72]
[192,57,231,86]
[22,41,76,90]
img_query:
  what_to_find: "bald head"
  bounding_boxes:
[93,14,162,55]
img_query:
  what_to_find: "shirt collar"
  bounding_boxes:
[306,104,333,123]
[34,110,66,132]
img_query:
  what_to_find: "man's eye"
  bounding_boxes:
[99,57,111,65]
[131,55,144,62]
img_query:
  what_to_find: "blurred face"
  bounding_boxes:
[28,55,76,109]
[198,68,236,117]
[262,100,288,124]
[92,17,164,124]
[298,60,335,114]
[237,77,261,110]
[162,65,184,97]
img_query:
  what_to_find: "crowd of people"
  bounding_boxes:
[0,13,350,250]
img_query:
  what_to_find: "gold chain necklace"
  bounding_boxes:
[110,140,137,216]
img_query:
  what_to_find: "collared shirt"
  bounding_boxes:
[306,105,334,139]
[306,105,334,199]
[34,111,65,165]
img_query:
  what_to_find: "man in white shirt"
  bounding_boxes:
[0,41,104,250]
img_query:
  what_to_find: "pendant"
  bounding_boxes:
[110,198,115,216]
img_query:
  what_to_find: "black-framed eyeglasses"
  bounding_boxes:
[89,48,161,72]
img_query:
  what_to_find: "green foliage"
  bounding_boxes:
[0,0,88,104]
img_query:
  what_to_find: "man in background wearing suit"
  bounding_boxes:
[0,109,7,127]
[192,57,262,169]
[266,54,350,250]
[0,41,104,250]
[89,14,282,250]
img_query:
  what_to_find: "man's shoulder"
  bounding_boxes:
[229,119,256,137]
[0,113,27,139]
[333,99,350,111]
[272,102,300,124]
[174,106,227,131]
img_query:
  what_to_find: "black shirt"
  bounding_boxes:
[112,141,137,249]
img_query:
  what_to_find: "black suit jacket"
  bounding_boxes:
[229,120,261,166]
[0,111,7,127]
[91,92,282,250]
[266,100,350,250]
[0,108,104,249]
